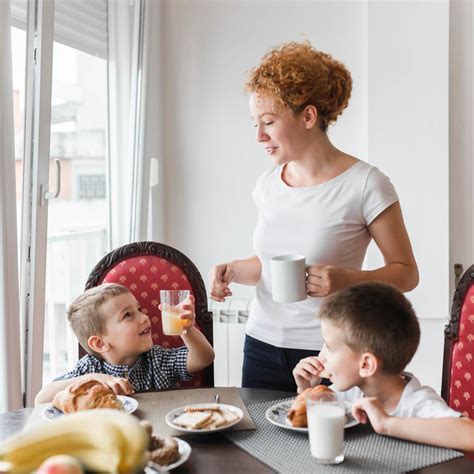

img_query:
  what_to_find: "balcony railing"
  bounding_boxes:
[43,227,108,383]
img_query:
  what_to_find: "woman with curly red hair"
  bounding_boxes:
[209,42,418,391]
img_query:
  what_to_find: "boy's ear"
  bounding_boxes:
[359,352,378,378]
[302,105,318,129]
[88,335,110,354]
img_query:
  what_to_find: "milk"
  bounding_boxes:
[307,403,345,463]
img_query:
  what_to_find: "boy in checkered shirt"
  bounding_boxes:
[35,283,214,404]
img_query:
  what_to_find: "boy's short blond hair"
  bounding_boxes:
[67,283,130,358]
[319,282,420,375]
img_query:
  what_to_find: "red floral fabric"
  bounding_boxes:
[102,255,203,388]
[449,283,474,418]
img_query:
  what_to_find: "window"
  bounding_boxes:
[78,174,106,200]
[7,0,142,405]
[11,27,26,261]
[43,40,110,382]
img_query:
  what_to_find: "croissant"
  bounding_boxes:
[149,436,180,466]
[53,379,124,413]
[287,385,334,427]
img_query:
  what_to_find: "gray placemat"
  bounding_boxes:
[25,388,255,438]
[225,398,464,473]
[134,387,255,437]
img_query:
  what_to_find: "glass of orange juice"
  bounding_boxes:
[160,290,190,336]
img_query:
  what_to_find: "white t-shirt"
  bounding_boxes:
[334,373,462,418]
[248,160,399,350]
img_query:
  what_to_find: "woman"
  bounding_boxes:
[209,42,418,392]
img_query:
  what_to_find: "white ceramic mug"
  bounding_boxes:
[270,255,307,303]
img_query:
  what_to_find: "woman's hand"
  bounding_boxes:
[209,263,236,302]
[292,356,325,393]
[306,265,352,297]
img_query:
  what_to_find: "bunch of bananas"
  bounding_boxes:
[0,409,148,473]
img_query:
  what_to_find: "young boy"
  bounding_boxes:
[35,283,214,404]
[293,282,474,452]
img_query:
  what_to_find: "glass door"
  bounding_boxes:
[20,0,55,406]
[11,26,26,260]
[43,38,110,383]
[17,0,111,405]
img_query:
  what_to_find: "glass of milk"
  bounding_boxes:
[159,290,190,336]
[305,391,345,464]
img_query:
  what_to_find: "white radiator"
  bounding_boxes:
[209,299,251,387]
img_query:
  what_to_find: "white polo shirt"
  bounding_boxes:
[247,160,399,350]
[335,373,462,418]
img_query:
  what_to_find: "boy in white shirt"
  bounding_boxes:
[293,282,474,452]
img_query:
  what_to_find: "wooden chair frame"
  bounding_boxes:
[84,241,214,387]
[441,264,474,403]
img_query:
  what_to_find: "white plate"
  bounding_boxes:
[42,395,138,420]
[265,399,359,432]
[145,438,191,473]
[165,403,244,433]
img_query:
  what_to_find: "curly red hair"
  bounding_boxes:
[245,41,352,132]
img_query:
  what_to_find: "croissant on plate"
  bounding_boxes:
[53,379,124,413]
[287,385,334,427]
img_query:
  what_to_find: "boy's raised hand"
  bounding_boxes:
[293,356,325,393]
[178,294,196,333]
[86,373,134,396]
[352,397,390,435]
[158,294,196,334]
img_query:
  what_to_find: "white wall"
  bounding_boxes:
[449,0,473,290]
[366,1,449,319]
[154,0,471,392]
[366,1,449,391]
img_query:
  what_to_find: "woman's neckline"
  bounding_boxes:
[279,159,363,190]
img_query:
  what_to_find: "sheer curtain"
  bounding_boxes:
[109,0,164,246]
[108,0,133,248]
[0,0,22,413]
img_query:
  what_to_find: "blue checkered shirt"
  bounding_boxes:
[56,345,192,391]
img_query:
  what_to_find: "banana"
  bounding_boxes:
[0,409,148,473]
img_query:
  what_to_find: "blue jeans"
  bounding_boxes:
[242,335,321,392]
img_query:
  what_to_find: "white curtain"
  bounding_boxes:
[108,0,163,246]
[108,0,133,248]
[133,0,165,243]
[0,1,22,413]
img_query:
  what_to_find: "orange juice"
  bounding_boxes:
[162,306,185,335]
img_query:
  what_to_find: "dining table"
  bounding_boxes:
[1,387,473,473]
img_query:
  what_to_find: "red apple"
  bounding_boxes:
[37,455,83,474]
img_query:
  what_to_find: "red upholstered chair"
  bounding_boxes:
[83,241,214,388]
[441,264,474,418]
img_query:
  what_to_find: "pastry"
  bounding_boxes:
[52,379,124,413]
[149,436,180,466]
[173,406,240,430]
[172,411,212,429]
[287,385,334,427]
[199,411,227,429]
[185,405,221,413]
